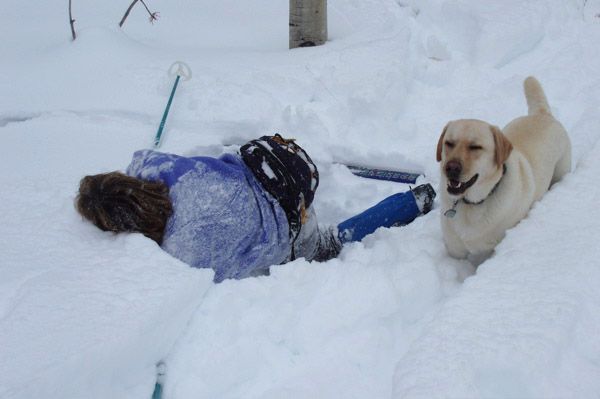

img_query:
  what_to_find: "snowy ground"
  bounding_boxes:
[2,0,600,398]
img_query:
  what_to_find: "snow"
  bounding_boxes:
[261,160,277,180]
[1,0,600,398]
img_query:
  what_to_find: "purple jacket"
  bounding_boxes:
[126,150,290,282]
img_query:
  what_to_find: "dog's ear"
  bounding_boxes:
[490,125,513,166]
[436,123,449,162]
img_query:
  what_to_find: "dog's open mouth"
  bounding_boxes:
[447,174,478,195]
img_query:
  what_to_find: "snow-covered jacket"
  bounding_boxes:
[126,150,290,282]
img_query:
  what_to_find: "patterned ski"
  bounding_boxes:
[342,164,421,184]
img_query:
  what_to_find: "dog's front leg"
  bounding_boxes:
[441,219,468,259]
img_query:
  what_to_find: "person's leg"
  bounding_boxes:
[293,207,342,263]
[311,226,343,262]
[337,183,435,244]
[293,183,435,262]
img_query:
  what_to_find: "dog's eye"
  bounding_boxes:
[445,141,455,148]
[469,145,483,151]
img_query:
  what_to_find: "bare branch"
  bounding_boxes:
[120,0,159,28]
[140,1,159,24]
[140,0,152,16]
[68,0,76,40]
[119,0,140,28]
[148,11,160,24]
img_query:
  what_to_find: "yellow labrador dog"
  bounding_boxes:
[437,77,571,264]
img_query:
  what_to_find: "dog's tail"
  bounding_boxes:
[524,76,551,115]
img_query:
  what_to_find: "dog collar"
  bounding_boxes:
[444,164,507,218]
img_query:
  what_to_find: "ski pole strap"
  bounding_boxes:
[154,75,181,148]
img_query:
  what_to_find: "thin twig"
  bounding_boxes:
[119,0,140,28]
[140,0,152,15]
[69,0,76,40]
[140,0,159,24]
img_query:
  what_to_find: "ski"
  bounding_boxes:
[341,164,421,184]
[221,142,423,184]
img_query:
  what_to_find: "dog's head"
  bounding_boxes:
[436,119,512,200]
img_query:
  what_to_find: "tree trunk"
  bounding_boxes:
[289,0,327,49]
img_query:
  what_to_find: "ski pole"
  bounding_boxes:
[154,61,192,148]
[151,361,166,399]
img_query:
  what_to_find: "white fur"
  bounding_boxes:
[439,77,572,263]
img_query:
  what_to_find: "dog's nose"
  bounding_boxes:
[445,160,462,179]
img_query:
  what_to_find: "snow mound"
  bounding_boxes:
[416,1,550,68]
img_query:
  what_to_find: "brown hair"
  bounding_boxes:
[75,172,173,244]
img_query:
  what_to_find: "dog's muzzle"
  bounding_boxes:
[444,160,478,195]
[447,173,478,195]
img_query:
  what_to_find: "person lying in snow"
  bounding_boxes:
[76,134,435,283]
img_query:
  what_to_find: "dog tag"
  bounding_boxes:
[444,209,456,218]
[444,201,458,218]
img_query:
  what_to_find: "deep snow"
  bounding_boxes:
[1,0,600,398]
